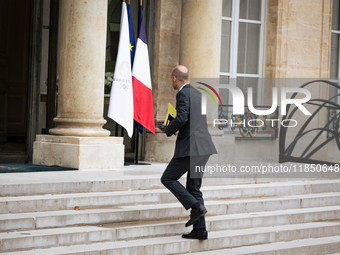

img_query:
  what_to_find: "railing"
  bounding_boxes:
[327,108,340,138]
[218,105,279,139]
[279,80,340,165]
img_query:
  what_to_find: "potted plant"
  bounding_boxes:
[104,72,113,94]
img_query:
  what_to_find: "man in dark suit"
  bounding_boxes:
[161,65,217,240]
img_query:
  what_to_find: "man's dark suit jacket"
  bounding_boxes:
[165,84,217,158]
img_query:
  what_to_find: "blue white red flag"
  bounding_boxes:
[132,4,155,135]
[127,3,144,134]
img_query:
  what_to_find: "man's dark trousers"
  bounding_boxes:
[161,154,210,229]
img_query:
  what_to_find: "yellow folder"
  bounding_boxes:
[164,103,177,125]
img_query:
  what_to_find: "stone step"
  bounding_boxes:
[0,171,249,197]
[101,205,340,242]
[1,206,339,252]
[2,180,339,214]
[0,226,115,253]
[1,170,338,197]
[0,174,162,197]
[179,235,340,255]
[1,222,340,254]
[1,192,339,232]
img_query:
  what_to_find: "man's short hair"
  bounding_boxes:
[172,67,189,82]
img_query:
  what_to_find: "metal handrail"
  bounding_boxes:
[279,80,340,165]
[218,105,279,139]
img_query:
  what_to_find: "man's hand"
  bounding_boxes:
[166,120,178,136]
[158,124,166,130]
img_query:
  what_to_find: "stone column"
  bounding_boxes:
[179,0,222,129]
[179,0,235,165]
[50,0,110,137]
[33,0,124,170]
[179,0,222,78]
[179,0,222,130]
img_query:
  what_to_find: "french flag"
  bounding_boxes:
[132,4,155,135]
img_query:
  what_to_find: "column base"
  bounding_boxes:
[145,133,176,163]
[49,127,111,137]
[209,135,236,165]
[33,135,124,170]
[144,132,235,165]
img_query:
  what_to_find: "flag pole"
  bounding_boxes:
[134,0,142,165]
[115,123,118,136]
[135,124,139,164]
[121,0,125,139]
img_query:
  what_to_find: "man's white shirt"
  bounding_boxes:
[179,83,189,92]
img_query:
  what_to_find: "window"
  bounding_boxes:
[220,0,266,105]
[330,0,340,104]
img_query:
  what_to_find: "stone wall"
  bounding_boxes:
[263,0,335,163]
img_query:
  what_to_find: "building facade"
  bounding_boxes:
[0,0,339,167]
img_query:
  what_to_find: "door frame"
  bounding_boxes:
[0,0,10,143]
[26,0,43,162]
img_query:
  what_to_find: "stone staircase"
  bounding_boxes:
[0,171,340,254]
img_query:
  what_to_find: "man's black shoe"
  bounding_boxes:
[182,229,208,240]
[185,204,207,227]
